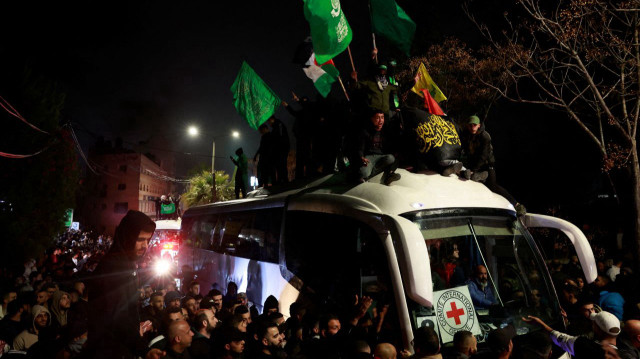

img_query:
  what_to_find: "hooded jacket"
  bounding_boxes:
[12,305,50,351]
[85,210,155,359]
[50,290,70,329]
[460,123,496,172]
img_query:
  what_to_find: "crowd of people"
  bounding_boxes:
[248,49,525,215]
[0,210,638,359]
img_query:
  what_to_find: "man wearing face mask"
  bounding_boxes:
[467,264,497,310]
[84,210,164,359]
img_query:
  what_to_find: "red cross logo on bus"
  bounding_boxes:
[446,301,465,325]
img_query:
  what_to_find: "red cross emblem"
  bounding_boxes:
[446,301,465,325]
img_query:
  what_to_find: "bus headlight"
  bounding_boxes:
[154,259,171,276]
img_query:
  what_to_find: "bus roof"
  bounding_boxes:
[185,169,515,217]
[154,219,182,230]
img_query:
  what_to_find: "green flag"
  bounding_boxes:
[160,202,176,215]
[370,0,416,56]
[231,61,281,130]
[303,0,353,64]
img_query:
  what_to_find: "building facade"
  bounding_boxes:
[80,150,175,235]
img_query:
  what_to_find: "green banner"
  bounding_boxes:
[370,0,416,56]
[303,0,353,64]
[161,203,176,215]
[231,61,281,130]
[64,209,73,227]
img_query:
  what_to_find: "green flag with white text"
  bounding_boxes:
[370,0,416,56]
[231,61,281,130]
[303,0,353,64]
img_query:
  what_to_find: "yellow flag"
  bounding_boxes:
[411,63,447,103]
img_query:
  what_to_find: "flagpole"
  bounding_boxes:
[337,75,350,102]
[372,34,378,64]
[368,0,378,64]
[347,46,356,73]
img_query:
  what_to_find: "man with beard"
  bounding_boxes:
[467,265,496,309]
[256,321,283,359]
[190,308,218,359]
[84,210,164,359]
[142,292,165,324]
[13,305,50,351]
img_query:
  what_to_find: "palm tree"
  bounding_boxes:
[184,170,234,206]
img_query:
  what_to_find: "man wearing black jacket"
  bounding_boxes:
[84,210,164,359]
[352,109,401,185]
[461,115,526,216]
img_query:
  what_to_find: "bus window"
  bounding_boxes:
[404,214,561,344]
[183,215,220,250]
[285,211,401,345]
[219,209,281,263]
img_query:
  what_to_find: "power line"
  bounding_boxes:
[0,95,50,135]
[0,148,48,158]
[66,124,99,174]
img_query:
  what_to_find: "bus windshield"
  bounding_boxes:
[403,214,560,343]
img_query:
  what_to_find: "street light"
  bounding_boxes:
[187,126,240,202]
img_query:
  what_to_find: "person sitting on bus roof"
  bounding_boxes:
[466,265,497,310]
[351,109,401,185]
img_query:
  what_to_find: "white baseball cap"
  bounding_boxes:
[590,311,621,336]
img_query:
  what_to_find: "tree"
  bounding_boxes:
[0,68,79,266]
[466,0,640,262]
[396,37,510,122]
[183,170,234,206]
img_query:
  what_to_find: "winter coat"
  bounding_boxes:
[460,124,496,171]
[84,210,156,359]
[352,78,398,115]
[49,290,69,330]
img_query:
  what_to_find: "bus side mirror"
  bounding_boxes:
[523,213,597,284]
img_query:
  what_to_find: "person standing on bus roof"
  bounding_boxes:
[230,148,249,199]
[268,115,290,185]
[255,124,276,188]
[466,265,497,310]
[460,115,526,216]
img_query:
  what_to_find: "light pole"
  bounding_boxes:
[188,126,240,202]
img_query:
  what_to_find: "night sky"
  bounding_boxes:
[1,0,611,216]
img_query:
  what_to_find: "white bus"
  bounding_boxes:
[177,169,596,354]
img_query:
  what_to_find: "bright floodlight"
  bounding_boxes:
[154,259,171,276]
[232,131,240,138]
[188,126,199,137]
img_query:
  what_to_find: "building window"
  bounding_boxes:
[114,202,129,214]
[119,165,127,173]
[118,183,126,190]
